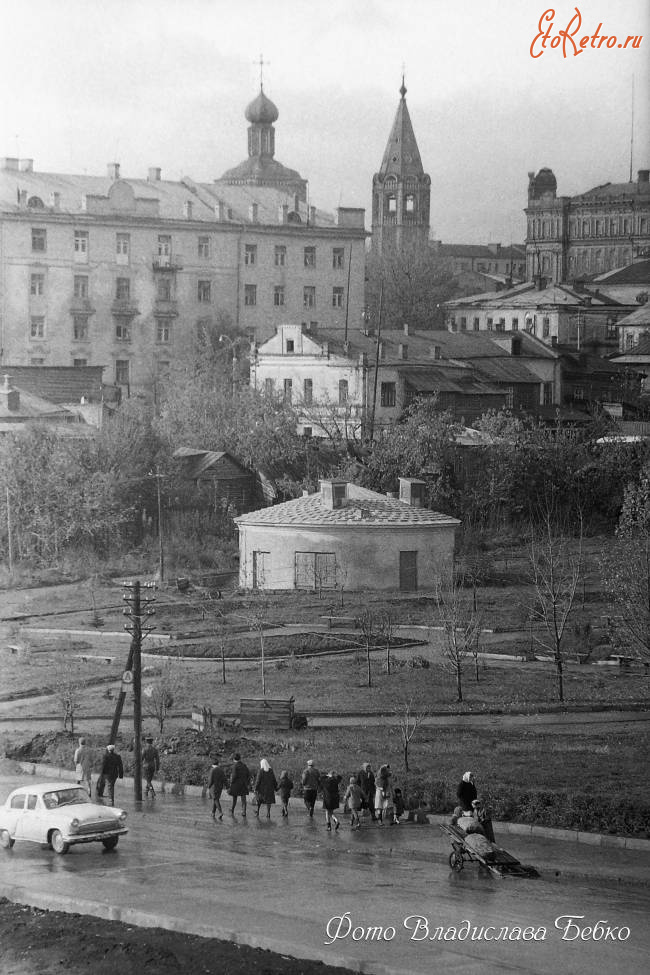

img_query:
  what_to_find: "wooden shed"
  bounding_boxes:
[240,697,295,729]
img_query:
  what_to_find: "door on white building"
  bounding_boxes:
[252,551,270,589]
[399,551,418,591]
[295,552,337,590]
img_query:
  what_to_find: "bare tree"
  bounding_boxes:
[357,608,385,688]
[435,576,482,703]
[394,699,424,772]
[382,611,395,675]
[143,657,184,733]
[528,512,582,703]
[58,661,81,736]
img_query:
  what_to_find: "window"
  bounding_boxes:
[496,318,506,332]
[157,235,171,256]
[73,314,89,340]
[486,317,493,331]
[459,316,467,331]
[286,339,295,353]
[264,377,274,397]
[543,381,553,405]
[157,277,172,301]
[30,315,45,339]
[387,195,397,213]
[30,273,44,296]
[332,247,344,269]
[473,317,480,331]
[115,319,131,342]
[574,385,584,401]
[116,233,130,263]
[512,317,519,330]
[304,246,316,268]
[304,378,313,405]
[302,426,312,438]
[198,236,211,258]
[283,378,292,404]
[115,277,130,301]
[244,284,257,306]
[74,275,88,299]
[273,285,285,307]
[380,382,396,407]
[32,228,46,252]
[330,286,344,309]
[244,244,257,266]
[405,194,415,213]
[274,245,286,267]
[73,358,88,367]
[542,316,550,338]
[115,360,130,385]
[504,387,514,408]
[606,318,618,340]
[303,286,316,308]
[295,552,337,590]
[198,279,212,303]
[156,319,171,343]
[73,230,88,261]
[338,379,348,405]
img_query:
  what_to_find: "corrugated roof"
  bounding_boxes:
[0,366,105,403]
[235,483,460,528]
[615,304,650,327]
[470,359,540,384]
[402,368,502,396]
[573,181,650,202]
[592,260,650,286]
[0,387,71,421]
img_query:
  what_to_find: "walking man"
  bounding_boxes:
[357,762,377,821]
[142,736,160,798]
[228,752,250,817]
[207,756,227,819]
[99,743,123,806]
[73,737,93,797]
[301,759,320,818]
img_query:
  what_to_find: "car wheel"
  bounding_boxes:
[449,850,464,872]
[0,829,14,849]
[102,836,119,851]
[50,830,69,855]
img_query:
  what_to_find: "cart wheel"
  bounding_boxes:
[449,850,464,871]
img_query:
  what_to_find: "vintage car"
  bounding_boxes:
[0,783,128,855]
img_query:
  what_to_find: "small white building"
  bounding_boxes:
[234,478,460,592]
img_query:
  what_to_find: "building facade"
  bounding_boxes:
[525,167,650,283]
[0,88,366,394]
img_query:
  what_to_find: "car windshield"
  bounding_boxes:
[42,788,90,809]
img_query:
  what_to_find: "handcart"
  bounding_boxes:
[440,823,539,879]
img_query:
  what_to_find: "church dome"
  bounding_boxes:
[245,88,279,124]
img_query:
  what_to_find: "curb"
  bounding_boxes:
[15,761,650,851]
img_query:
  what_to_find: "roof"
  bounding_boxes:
[0,387,70,421]
[614,304,650,328]
[172,447,250,479]
[0,366,105,403]
[235,483,460,528]
[571,181,650,203]
[591,260,650,286]
[434,243,526,260]
[376,85,425,180]
[447,282,614,310]
[402,368,503,397]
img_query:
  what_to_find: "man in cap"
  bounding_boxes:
[356,762,377,821]
[142,735,160,798]
[301,759,321,818]
[207,755,227,819]
[98,743,124,806]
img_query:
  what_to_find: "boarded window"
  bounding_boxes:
[295,552,337,590]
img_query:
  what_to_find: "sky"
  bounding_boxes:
[1,0,648,244]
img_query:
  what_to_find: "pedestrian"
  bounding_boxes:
[142,736,160,798]
[375,764,394,824]
[254,758,278,819]
[207,756,227,819]
[356,762,377,821]
[393,786,405,823]
[301,759,320,818]
[228,752,250,817]
[322,771,342,831]
[277,770,294,817]
[73,737,93,797]
[457,771,477,811]
[343,776,364,829]
[98,743,123,806]
[472,798,496,843]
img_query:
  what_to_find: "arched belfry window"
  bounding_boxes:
[27,196,44,208]
[405,194,415,213]
[387,195,397,213]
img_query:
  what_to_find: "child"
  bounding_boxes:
[277,770,294,817]
[343,776,364,829]
[393,787,405,824]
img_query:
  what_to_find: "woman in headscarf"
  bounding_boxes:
[457,771,478,811]
[253,758,278,819]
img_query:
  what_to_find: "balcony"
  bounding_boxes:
[69,297,95,314]
[152,253,183,272]
[111,299,139,317]
[153,299,178,318]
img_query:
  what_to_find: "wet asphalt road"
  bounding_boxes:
[0,773,649,975]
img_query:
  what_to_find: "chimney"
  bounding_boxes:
[403,322,409,335]
[320,479,347,509]
[398,343,408,359]
[183,200,193,220]
[0,375,19,412]
[638,170,649,183]
[107,163,120,180]
[148,167,161,181]
[19,159,34,173]
[0,157,19,171]
[309,205,316,225]
[534,274,546,291]
[216,201,226,221]
[18,189,27,207]
[249,202,258,222]
[399,477,425,508]
[49,191,60,209]
[278,204,288,224]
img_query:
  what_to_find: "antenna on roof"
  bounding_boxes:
[629,74,635,182]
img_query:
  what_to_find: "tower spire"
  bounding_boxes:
[253,53,269,91]
[400,63,407,99]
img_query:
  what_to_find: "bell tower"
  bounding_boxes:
[371,79,431,258]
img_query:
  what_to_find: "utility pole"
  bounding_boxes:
[119,581,157,801]
[6,487,13,576]
[368,280,383,442]
[148,468,165,584]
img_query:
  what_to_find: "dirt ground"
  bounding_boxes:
[0,898,354,975]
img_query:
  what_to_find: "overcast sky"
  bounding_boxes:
[1,0,648,243]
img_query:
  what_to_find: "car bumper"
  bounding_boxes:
[66,826,128,845]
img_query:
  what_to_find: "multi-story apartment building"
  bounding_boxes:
[0,86,366,394]
[525,167,650,283]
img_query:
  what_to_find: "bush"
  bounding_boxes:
[159,755,209,791]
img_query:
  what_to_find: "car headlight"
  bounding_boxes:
[118,810,127,821]
[69,819,80,833]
